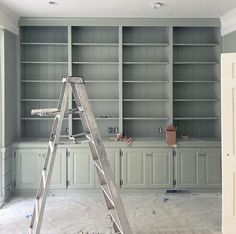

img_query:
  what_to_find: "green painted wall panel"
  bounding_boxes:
[4,30,17,146]
[222,30,236,53]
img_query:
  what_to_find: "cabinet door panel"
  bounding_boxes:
[149,149,173,188]
[68,148,94,188]
[15,149,40,189]
[95,148,120,188]
[176,148,201,188]
[15,148,66,189]
[203,148,221,187]
[122,149,148,188]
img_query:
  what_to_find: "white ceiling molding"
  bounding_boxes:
[221,7,236,36]
[0,2,19,34]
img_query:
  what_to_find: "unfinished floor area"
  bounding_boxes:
[0,193,221,234]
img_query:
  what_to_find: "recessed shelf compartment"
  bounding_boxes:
[174,119,220,138]
[123,46,168,63]
[124,83,168,99]
[20,26,68,43]
[124,101,169,118]
[174,83,219,99]
[123,27,169,44]
[123,119,168,137]
[173,27,220,44]
[73,64,118,81]
[123,63,168,82]
[72,26,118,43]
[72,45,118,62]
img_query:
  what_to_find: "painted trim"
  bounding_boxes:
[0,2,19,35]
[19,17,221,27]
[221,8,236,36]
[0,29,4,148]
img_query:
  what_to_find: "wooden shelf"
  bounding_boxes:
[20,42,67,46]
[123,99,168,102]
[174,99,219,102]
[123,62,168,65]
[73,117,119,120]
[73,99,119,102]
[174,62,219,65]
[84,80,118,83]
[174,80,219,83]
[123,80,169,83]
[21,117,69,120]
[123,117,169,120]
[21,99,58,102]
[21,80,62,83]
[174,117,219,120]
[73,61,119,65]
[123,43,169,46]
[21,61,68,64]
[72,43,118,46]
[174,43,219,46]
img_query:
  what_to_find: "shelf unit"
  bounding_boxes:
[173,27,221,138]
[20,26,69,137]
[72,26,119,137]
[122,27,171,137]
[18,23,221,140]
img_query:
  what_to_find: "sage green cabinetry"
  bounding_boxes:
[176,147,221,188]
[67,147,120,189]
[121,148,173,189]
[15,148,66,189]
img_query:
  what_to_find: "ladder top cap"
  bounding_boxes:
[63,76,84,84]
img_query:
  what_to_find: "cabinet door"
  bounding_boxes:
[202,148,221,188]
[148,149,173,188]
[122,149,148,189]
[95,148,120,188]
[15,148,66,189]
[67,148,94,188]
[176,148,202,188]
[15,149,42,189]
[37,149,67,189]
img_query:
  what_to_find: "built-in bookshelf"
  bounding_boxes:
[19,24,220,139]
[122,27,171,137]
[72,26,119,137]
[173,27,221,138]
[20,26,68,137]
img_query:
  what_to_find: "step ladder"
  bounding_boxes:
[29,77,132,234]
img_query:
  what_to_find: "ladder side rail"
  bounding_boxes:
[70,81,132,234]
[29,83,70,234]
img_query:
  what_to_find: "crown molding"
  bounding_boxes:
[0,2,19,34]
[221,8,236,36]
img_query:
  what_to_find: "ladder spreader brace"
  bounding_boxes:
[29,77,132,234]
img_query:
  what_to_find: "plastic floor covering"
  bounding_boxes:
[0,193,222,234]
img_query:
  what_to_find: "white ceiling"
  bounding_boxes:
[0,0,236,18]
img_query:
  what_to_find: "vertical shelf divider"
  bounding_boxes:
[68,26,73,137]
[17,33,21,138]
[119,26,123,134]
[169,26,173,126]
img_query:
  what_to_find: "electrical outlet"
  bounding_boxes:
[114,127,119,133]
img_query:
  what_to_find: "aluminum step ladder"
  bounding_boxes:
[29,76,132,234]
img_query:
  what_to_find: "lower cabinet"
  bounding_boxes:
[67,147,120,189]
[15,148,66,189]
[13,145,221,191]
[121,148,173,189]
[176,147,221,189]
